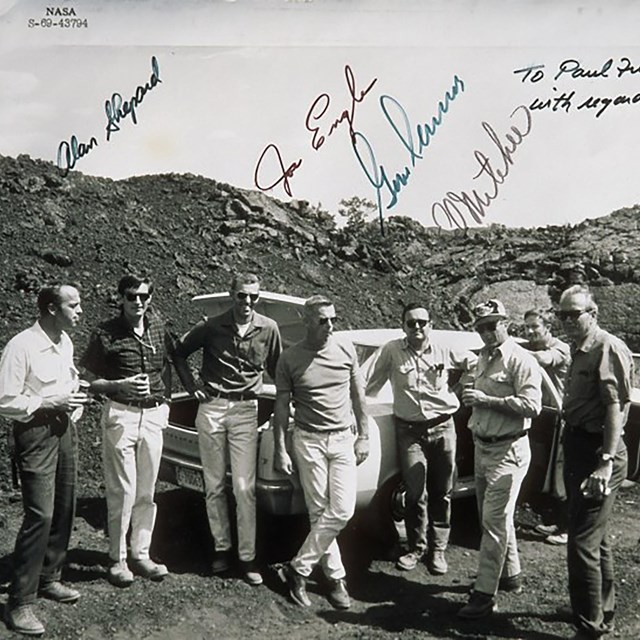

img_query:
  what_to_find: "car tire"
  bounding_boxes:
[363,474,407,551]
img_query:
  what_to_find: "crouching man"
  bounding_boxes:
[274,295,369,609]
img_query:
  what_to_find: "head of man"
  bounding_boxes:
[402,303,431,349]
[557,285,598,344]
[230,272,260,324]
[303,295,336,348]
[524,309,552,348]
[473,298,509,349]
[37,284,82,333]
[118,274,153,326]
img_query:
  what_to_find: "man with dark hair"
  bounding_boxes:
[80,275,175,588]
[458,298,541,619]
[0,284,88,636]
[523,308,571,545]
[558,285,633,640]
[173,272,282,586]
[365,302,476,575]
[274,295,369,610]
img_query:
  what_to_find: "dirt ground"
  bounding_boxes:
[1,480,640,640]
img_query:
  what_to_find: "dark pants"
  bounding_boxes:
[563,429,627,638]
[9,414,77,607]
[396,416,456,554]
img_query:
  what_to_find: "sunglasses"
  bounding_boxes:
[405,319,429,329]
[556,309,588,321]
[318,316,338,325]
[125,292,151,302]
[475,320,499,333]
[236,292,259,303]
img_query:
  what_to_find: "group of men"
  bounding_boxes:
[0,273,633,640]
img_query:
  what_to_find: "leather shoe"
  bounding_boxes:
[457,591,496,619]
[534,523,560,536]
[327,578,351,609]
[278,563,311,607]
[211,550,232,574]
[5,604,45,636]
[108,561,134,588]
[427,550,448,575]
[545,532,568,545]
[498,573,523,594]
[396,550,422,571]
[131,558,169,581]
[240,560,263,586]
[38,581,81,603]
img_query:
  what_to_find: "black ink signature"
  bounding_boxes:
[253,144,303,197]
[431,105,533,229]
[105,55,161,141]
[56,135,98,177]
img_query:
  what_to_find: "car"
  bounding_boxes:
[159,291,640,535]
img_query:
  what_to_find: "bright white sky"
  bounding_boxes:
[1,0,639,230]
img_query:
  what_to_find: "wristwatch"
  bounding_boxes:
[600,452,615,463]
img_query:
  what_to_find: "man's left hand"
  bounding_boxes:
[462,388,489,407]
[354,436,370,465]
[582,462,613,499]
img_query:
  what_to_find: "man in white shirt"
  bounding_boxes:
[0,284,88,637]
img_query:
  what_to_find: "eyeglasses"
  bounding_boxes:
[556,309,589,321]
[405,319,429,329]
[318,316,338,325]
[475,320,499,333]
[236,292,259,303]
[125,292,151,302]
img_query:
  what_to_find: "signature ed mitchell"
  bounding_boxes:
[56,56,161,176]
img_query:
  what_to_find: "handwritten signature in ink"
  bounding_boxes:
[253,144,303,197]
[350,75,465,233]
[431,104,533,229]
[56,135,99,177]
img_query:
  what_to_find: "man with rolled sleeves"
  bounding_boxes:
[365,302,477,575]
[80,274,175,588]
[0,284,88,636]
[172,272,282,586]
[558,285,633,640]
[458,299,542,619]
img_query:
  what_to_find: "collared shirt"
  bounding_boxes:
[365,336,477,422]
[275,335,360,432]
[174,308,282,396]
[468,337,542,440]
[524,335,571,401]
[80,311,173,401]
[0,321,80,423]
[563,327,633,434]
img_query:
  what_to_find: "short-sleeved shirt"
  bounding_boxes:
[275,335,360,432]
[174,308,282,396]
[524,336,571,400]
[365,337,477,422]
[563,327,633,434]
[80,311,173,402]
[468,337,542,440]
[0,321,80,422]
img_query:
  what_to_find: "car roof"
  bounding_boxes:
[338,327,484,350]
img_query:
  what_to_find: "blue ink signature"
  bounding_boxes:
[351,75,465,234]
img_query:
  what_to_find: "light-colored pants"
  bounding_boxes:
[195,398,258,562]
[102,400,169,563]
[473,435,531,596]
[290,427,357,580]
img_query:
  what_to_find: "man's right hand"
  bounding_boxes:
[274,448,293,475]
[42,391,90,412]
[119,374,150,398]
[194,389,210,402]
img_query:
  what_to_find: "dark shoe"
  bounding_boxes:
[211,550,232,574]
[5,604,45,636]
[240,560,263,586]
[457,591,496,619]
[131,558,169,581]
[38,580,80,603]
[396,550,422,571]
[498,573,523,594]
[327,578,351,610]
[278,564,311,607]
[427,550,448,575]
[556,604,573,620]
[108,560,134,588]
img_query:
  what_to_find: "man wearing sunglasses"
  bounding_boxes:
[273,295,369,610]
[458,298,541,619]
[365,303,477,576]
[81,275,175,588]
[558,285,632,640]
[173,273,282,586]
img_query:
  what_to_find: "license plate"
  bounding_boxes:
[175,466,205,493]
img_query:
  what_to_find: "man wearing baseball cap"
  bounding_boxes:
[458,299,542,619]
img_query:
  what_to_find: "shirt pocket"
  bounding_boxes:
[397,362,417,386]
[30,358,59,388]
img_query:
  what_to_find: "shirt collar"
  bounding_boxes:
[482,336,515,360]
[401,337,432,353]
[574,326,601,353]
[32,321,67,353]
[220,307,266,329]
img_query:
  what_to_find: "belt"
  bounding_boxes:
[475,430,528,445]
[112,397,167,409]
[396,414,453,430]
[296,424,351,435]
[564,423,603,438]
[207,390,256,402]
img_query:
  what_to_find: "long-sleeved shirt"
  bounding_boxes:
[365,337,477,422]
[0,321,80,422]
[468,337,542,439]
[524,335,570,400]
[173,308,282,396]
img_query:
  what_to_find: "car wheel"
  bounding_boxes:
[363,474,407,550]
